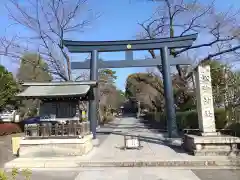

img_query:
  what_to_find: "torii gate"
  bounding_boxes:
[62,34,197,139]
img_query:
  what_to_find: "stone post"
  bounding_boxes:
[195,65,218,136]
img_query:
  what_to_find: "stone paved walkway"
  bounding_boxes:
[4,117,234,167]
[86,117,231,162]
[89,117,183,161]
[75,167,201,180]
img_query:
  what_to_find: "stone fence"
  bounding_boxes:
[24,121,90,139]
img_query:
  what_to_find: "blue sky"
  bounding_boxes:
[0,0,239,90]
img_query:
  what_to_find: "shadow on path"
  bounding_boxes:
[97,115,187,155]
[112,131,185,154]
[140,117,167,133]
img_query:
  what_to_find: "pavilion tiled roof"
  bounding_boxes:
[17,81,97,98]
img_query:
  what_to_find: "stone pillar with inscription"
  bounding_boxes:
[195,65,217,136]
[183,64,240,156]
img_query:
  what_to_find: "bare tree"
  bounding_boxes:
[137,0,240,80]
[5,0,99,81]
[0,35,28,61]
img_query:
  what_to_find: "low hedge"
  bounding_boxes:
[227,123,240,137]
[143,108,239,137]
[0,123,22,136]
[175,108,226,131]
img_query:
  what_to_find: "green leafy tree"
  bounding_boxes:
[99,69,117,84]
[114,90,126,108]
[125,72,164,112]
[171,60,236,111]
[16,53,52,118]
[17,53,52,82]
[200,60,228,107]
[99,69,118,106]
[172,71,196,111]
[0,65,19,110]
[98,69,120,123]
[172,61,227,111]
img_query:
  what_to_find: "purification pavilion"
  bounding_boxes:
[15,81,97,157]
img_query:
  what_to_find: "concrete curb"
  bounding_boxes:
[4,159,240,169]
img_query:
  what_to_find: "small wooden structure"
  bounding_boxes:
[17,81,97,139]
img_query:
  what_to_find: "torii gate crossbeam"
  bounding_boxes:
[63,33,198,139]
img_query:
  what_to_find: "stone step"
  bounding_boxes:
[4,159,240,169]
[193,150,239,156]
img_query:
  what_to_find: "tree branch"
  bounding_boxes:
[5,0,97,81]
